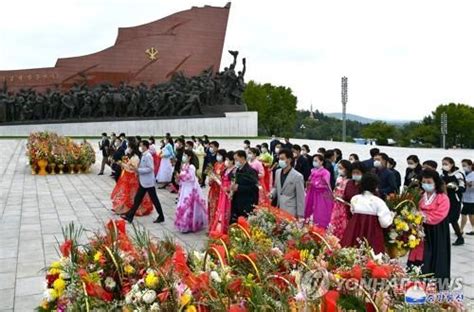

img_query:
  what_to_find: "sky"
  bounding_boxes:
[1,0,474,120]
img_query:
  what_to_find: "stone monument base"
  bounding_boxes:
[0,112,258,137]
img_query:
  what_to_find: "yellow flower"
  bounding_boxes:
[40,300,49,310]
[93,251,103,262]
[180,293,192,307]
[53,278,66,296]
[406,214,415,222]
[186,305,197,312]
[300,249,309,262]
[124,264,135,275]
[396,240,404,249]
[50,261,62,269]
[145,271,159,288]
[414,215,423,225]
[334,273,342,280]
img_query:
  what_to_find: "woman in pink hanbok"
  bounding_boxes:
[305,154,334,228]
[248,148,269,205]
[174,150,208,233]
[210,151,236,235]
[329,160,352,239]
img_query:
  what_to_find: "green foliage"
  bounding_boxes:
[361,121,398,145]
[337,294,367,311]
[294,110,364,141]
[432,103,474,148]
[243,81,297,136]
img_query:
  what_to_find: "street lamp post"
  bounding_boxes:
[441,112,448,149]
[341,77,348,142]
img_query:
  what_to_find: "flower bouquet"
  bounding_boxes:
[385,189,424,258]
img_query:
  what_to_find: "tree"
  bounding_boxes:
[361,121,397,145]
[243,81,297,136]
[432,103,474,148]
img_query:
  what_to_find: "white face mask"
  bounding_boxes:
[407,163,416,169]
[182,155,188,163]
[374,160,382,168]
[126,147,132,155]
[313,161,320,168]
[262,148,268,153]
[225,160,232,168]
[275,148,280,154]
[216,155,223,162]
[209,147,215,154]
[442,164,451,172]
[139,146,144,153]
[301,150,307,156]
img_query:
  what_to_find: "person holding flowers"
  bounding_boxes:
[207,148,226,227]
[210,151,236,235]
[174,149,207,233]
[341,172,394,254]
[248,147,268,204]
[329,159,352,239]
[305,154,334,228]
[258,143,274,196]
[408,169,451,281]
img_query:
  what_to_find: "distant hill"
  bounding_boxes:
[326,113,415,125]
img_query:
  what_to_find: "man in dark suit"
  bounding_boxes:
[170,137,185,193]
[362,147,380,171]
[281,137,293,150]
[111,140,126,182]
[98,132,110,175]
[201,141,219,187]
[269,135,280,155]
[374,152,397,199]
[291,144,311,182]
[230,150,259,223]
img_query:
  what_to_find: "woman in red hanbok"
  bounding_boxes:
[259,143,273,202]
[210,151,236,235]
[111,145,153,216]
[149,137,162,176]
[329,160,352,239]
[207,149,226,227]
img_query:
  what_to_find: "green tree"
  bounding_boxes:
[361,121,397,145]
[243,81,297,136]
[432,103,474,148]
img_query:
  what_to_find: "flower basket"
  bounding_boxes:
[387,245,408,259]
[37,159,48,176]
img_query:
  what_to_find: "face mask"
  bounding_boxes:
[115,142,121,148]
[407,164,416,169]
[275,148,280,154]
[247,154,254,161]
[224,160,231,167]
[374,160,382,168]
[313,161,320,168]
[262,148,268,153]
[243,144,249,149]
[422,183,435,193]
[463,166,471,173]
[442,165,451,172]
[216,155,223,162]
[182,155,188,163]
[139,147,144,153]
[301,151,307,156]
[338,170,346,177]
[235,161,242,169]
[126,147,132,154]
[209,147,215,154]
[174,143,179,149]
[293,152,298,158]
[279,160,288,169]
[352,175,362,182]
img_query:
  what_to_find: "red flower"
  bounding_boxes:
[283,249,301,264]
[157,289,170,302]
[209,244,228,265]
[287,239,296,249]
[229,304,248,312]
[350,265,363,281]
[371,265,392,279]
[237,217,250,232]
[322,290,340,312]
[173,246,190,275]
[46,273,59,288]
[59,239,73,257]
[107,219,126,235]
[228,278,243,293]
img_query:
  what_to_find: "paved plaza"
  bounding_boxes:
[0,139,473,311]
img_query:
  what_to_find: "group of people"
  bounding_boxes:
[100,133,474,281]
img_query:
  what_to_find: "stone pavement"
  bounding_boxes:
[0,139,473,311]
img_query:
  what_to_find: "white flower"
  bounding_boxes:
[295,291,305,301]
[210,271,222,283]
[104,277,116,290]
[43,289,57,302]
[142,289,157,304]
[193,250,205,261]
[59,272,70,280]
[408,234,416,241]
[389,230,398,240]
[150,303,160,311]
[271,247,283,256]
[125,293,133,304]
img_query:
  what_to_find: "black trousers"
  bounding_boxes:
[126,185,164,220]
